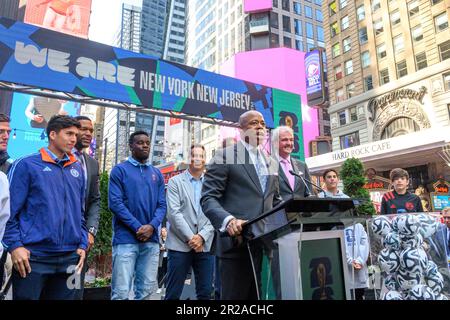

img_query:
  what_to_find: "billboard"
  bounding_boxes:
[305,49,327,107]
[8,93,81,159]
[0,18,302,129]
[24,0,92,39]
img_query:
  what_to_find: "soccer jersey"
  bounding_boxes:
[380,190,424,215]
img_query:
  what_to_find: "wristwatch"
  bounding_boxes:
[89,226,97,237]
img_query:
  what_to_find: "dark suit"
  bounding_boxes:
[278,157,312,200]
[201,141,282,299]
[76,152,100,300]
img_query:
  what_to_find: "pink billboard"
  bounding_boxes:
[244,0,273,13]
[219,47,320,158]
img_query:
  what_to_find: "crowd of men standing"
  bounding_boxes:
[0,109,440,301]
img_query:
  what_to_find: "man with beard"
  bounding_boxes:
[201,110,282,300]
[72,116,100,299]
[109,131,167,300]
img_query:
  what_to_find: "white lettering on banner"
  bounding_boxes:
[13,41,255,109]
[331,141,392,161]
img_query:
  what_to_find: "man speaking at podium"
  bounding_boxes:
[201,110,282,300]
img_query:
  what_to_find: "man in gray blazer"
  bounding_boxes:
[272,126,313,201]
[165,144,215,300]
[73,116,100,299]
[201,110,283,300]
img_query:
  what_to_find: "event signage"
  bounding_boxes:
[0,18,301,128]
[304,49,326,107]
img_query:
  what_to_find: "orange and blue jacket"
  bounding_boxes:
[2,148,88,256]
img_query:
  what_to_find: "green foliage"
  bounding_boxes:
[341,158,376,216]
[85,276,111,288]
[87,171,113,278]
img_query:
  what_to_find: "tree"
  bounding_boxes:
[340,157,376,216]
[88,171,113,279]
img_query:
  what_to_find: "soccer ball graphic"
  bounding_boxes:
[384,232,401,250]
[383,290,403,300]
[391,215,400,232]
[425,260,439,277]
[384,274,401,291]
[397,214,420,237]
[371,216,392,237]
[425,270,444,295]
[401,233,424,249]
[436,294,449,300]
[378,248,400,273]
[406,284,436,300]
[399,248,428,274]
[417,213,439,239]
[397,268,421,290]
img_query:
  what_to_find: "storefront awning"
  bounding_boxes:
[305,128,450,174]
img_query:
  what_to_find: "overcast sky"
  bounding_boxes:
[89,0,143,45]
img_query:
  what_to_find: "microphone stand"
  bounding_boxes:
[289,170,328,197]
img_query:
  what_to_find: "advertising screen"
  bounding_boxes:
[8,93,81,159]
[305,50,326,106]
[24,0,92,39]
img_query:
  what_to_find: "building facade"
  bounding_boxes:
[307,0,450,210]
[186,0,329,160]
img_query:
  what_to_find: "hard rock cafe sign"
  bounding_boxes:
[363,168,391,213]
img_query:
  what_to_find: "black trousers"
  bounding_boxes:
[0,250,7,289]
[218,251,262,300]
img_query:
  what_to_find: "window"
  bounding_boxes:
[364,75,373,91]
[361,51,370,68]
[372,0,381,12]
[334,65,343,80]
[282,0,290,11]
[391,10,400,26]
[329,1,337,16]
[444,72,450,91]
[336,88,344,102]
[270,12,279,28]
[283,15,291,32]
[317,26,324,42]
[411,25,423,42]
[305,5,313,18]
[432,0,443,4]
[357,5,365,21]
[393,35,404,53]
[340,132,360,149]
[316,9,323,22]
[294,19,303,35]
[408,0,419,17]
[306,40,315,51]
[415,52,428,70]
[273,0,278,7]
[396,60,408,78]
[341,16,349,30]
[295,40,304,51]
[294,1,302,15]
[349,106,358,121]
[270,33,279,47]
[331,21,339,37]
[343,37,351,52]
[314,0,321,5]
[374,19,384,35]
[359,27,368,44]
[340,0,348,9]
[347,83,356,99]
[439,40,450,61]
[338,110,346,124]
[377,43,387,59]
[380,68,390,85]
[435,12,449,32]
[306,22,314,39]
[344,60,353,75]
[283,36,292,48]
[332,43,341,57]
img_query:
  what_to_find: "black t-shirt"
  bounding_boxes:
[380,190,424,215]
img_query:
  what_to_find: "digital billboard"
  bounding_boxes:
[0,18,302,129]
[8,93,81,159]
[305,49,327,107]
[24,0,92,39]
[244,0,273,13]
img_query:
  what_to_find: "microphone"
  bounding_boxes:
[289,170,328,197]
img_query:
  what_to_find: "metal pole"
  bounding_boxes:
[102,137,108,173]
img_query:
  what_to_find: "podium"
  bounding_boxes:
[242,197,368,300]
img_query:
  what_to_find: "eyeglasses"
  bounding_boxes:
[0,129,11,136]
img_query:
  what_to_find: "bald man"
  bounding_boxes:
[201,110,282,300]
